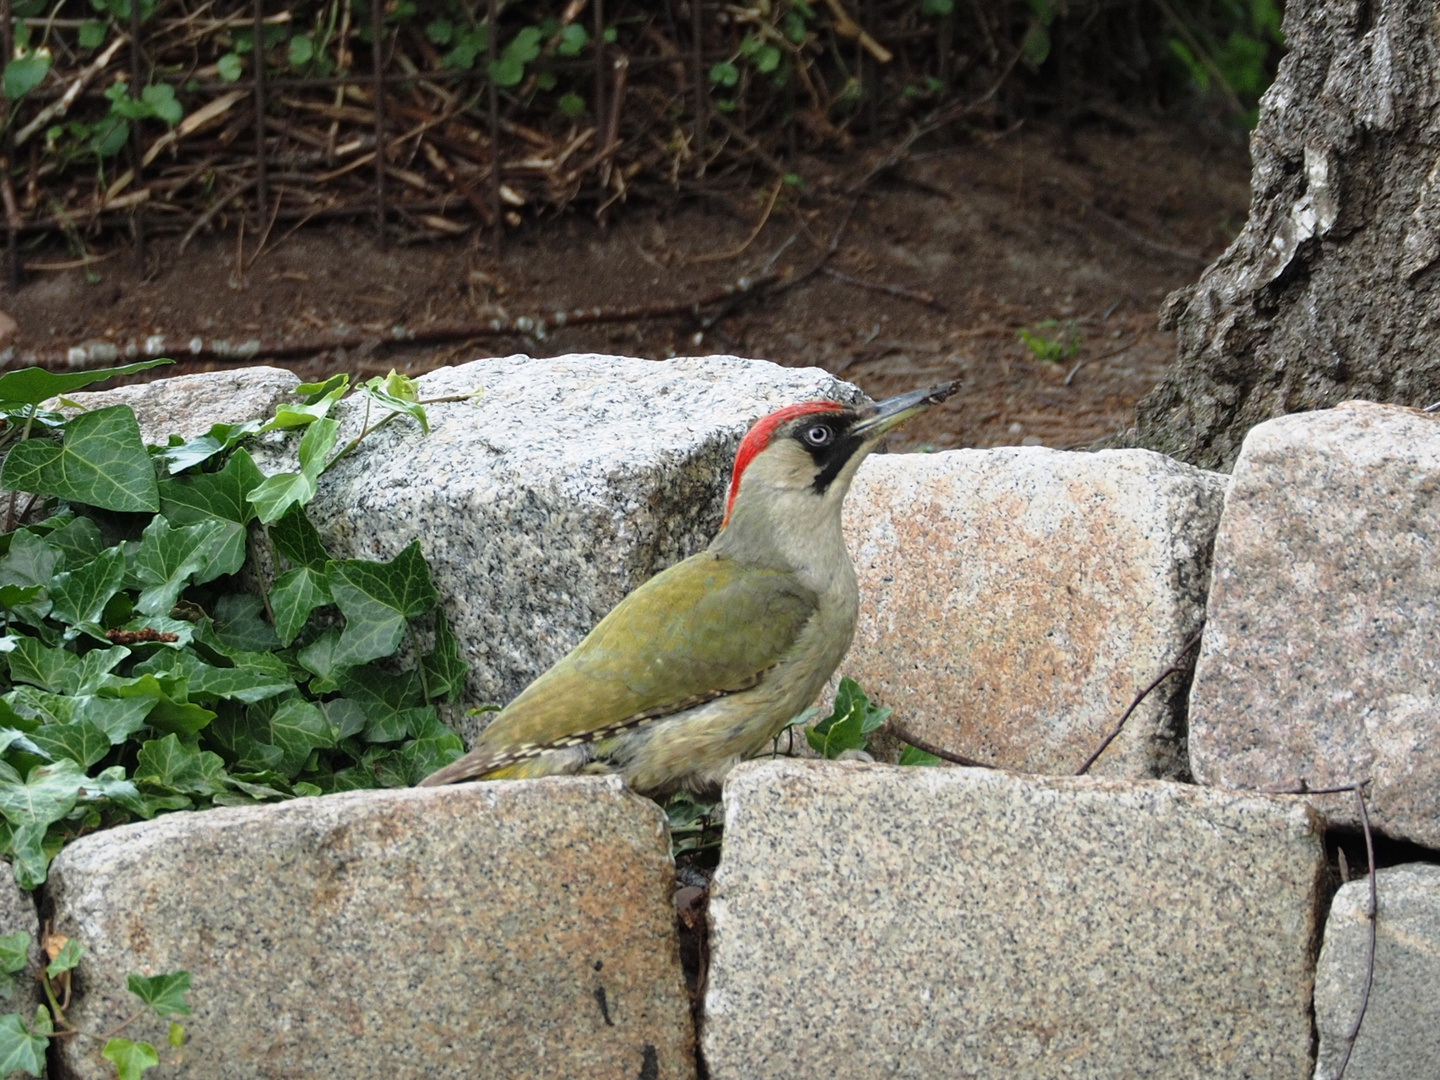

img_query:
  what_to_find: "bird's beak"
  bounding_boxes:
[850,381,960,441]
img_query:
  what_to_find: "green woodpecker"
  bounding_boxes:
[420,382,957,799]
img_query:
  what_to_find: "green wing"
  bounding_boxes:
[477,551,818,754]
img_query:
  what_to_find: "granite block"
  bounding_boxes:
[1189,401,1440,845]
[704,759,1325,1080]
[46,778,694,1080]
[1314,863,1440,1080]
[57,367,301,443]
[840,447,1225,777]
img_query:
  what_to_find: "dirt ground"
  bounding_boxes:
[6,113,1252,451]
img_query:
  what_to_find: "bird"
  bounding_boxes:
[420,381,958,799]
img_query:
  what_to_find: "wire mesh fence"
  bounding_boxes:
[0,0,1173,293]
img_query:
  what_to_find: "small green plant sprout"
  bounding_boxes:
[0,930,189,1079]
[2,32,51,104]
[1017,319,1081,364]
[0,361,477,891]
[665,790,722,864]
[800,677,940,765]
[804,676,891,758]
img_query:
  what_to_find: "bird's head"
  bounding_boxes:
[719,383,959,542]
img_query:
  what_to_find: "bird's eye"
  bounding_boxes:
[803,424,833,446]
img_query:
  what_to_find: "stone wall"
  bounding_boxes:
[6,359,1439,1079]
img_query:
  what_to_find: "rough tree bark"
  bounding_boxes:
[1132,0,1440,470]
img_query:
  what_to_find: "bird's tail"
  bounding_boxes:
[417,749,506,787]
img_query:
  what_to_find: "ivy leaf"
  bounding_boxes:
[155,420,264,474]
[135,735,227,796]
[898,745,942,767]
[320,697,367,740]
[7,639,128,695]
[157,448,265,578]
[336,666,425,743]
[295,630,344,693]
[0,758,86,829]
[6,823,50,890]
[260,378,347,431]
[397,709,463,782]
[421,609,468,702]
[0,931,30,998]
[101,1038,160,1080]
[245,418,339,524]
[1,406,159,513]
[269,504,329,571]
[0,586,39,612]
[158,446,263,525]
[250,468,321,519]
[109,675,213,737]
[263,699,334,776]
[79,693,158,745]
[48,548,126,635]
[269,566,332,647]
[43,516,104,567]
[30,721,111,768]
[0,1010,47,1078]
[804,677,892,759]
[127,971,191,1018]
[0,932,29,978]
[44,938,81,979]
[132,516,228,616]
[0,531,59,589]
[137,651,292,705]
[76,765,138,805]
[360,376,428,434]
[4,685,76,727]
[208,594,280,654]
[360,744,408,787]
[327,542,438,667]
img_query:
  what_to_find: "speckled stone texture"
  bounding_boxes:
[1189,402,1440,845]
[0,868,41,1022]
[704,759,1325,1080]
[45,778,694,1080]
[1313,863,1440,1080]
[56,366,301,442]
[306,353,862,741]
[839,448,1225,778]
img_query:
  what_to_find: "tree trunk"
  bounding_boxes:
[1132,0,1440,470]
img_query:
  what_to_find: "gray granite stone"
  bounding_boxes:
[704,759,1325,1080]
[46,778,694,1080]
[1189,401,1440,845]
[1314,863,1440,1080]
[55,366,300,443]
[0,867,41,1028]
[838,447,1225,778]
[306,353,863,741]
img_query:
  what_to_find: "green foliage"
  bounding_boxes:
[1165,0,1283,124]
[0,362,468,892]
[665,790,721,862]
[1017,320,1080,364]
[804,676,892,759]
[3,51,51,102]
[898,743,942,766]
[102,1038,160,1080]
[0,931,189,1079]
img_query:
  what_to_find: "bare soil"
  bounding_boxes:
[6,115,1251,451]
